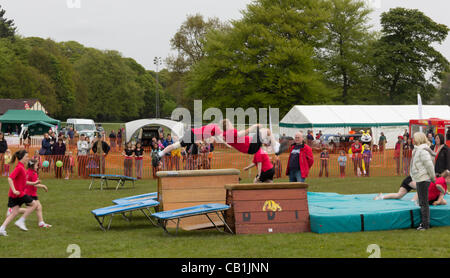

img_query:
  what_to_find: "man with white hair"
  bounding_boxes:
[286,132,314,182]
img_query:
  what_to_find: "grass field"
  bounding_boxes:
[0,176,449,258]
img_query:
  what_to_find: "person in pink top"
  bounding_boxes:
[244,148,275,183]
[19,159,51,228]
[0,150,38,236]
[153,123,226,166]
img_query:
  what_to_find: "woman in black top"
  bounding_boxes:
[0,132,8,174]
[122,142,134,177]
[134,141,144,179]
[432,134,450,176]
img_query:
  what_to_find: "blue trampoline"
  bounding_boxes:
[89,174,137,191]
[152,204,233,235]
[91,199,159,231]
[112,192,158,205]
[308,192,450,234]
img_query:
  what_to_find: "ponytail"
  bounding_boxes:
[10,150,28,164]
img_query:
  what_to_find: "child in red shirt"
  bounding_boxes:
[19,159,51,228]
[0,150,38,236]
[244,148,275,183]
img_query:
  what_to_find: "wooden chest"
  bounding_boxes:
[224,183,310,234]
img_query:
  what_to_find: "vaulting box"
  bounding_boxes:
[224,183,310,234]
[157,169,240,231]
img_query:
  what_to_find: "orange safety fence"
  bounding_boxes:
[2,142,413,180]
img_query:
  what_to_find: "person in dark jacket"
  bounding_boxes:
[286,132,314,182]
[0,132,8,174]
[52,138,66,179]
[92,135,110,174]
[432,134,450,176]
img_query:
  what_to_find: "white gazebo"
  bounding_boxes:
[280,105,450,149]
[125,119,185,143]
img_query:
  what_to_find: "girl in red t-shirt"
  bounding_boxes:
[0,150,38,236]
[19,159,51,228]
[410,170,449,206]
[244,148,275,183]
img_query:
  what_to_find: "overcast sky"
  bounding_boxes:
[1,0,449,71]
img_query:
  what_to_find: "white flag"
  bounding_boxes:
[417,94,423,120]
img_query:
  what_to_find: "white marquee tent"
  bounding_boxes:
[280,105,450,149]
[125,119,185,143]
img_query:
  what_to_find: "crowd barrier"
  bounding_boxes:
[0,145,412,180]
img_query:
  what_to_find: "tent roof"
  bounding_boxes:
[125,119,185,142]
[280,105,450,128]
[24,121,56,128]
[0,110,60,125]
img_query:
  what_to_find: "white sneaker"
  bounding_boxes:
[14,219,28,231]
[374,193,383,200]
[158,151,164,158]
[6,208,12,217]
[0,230,7,237]
[39,223,52,228]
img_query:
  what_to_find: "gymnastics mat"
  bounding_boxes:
[308,192,450,234]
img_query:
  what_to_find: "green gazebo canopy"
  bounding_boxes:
[0,110,60,134]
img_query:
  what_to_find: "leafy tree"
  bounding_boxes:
[372,8,449,104]
[186,0,333,115]
[167,14,226,73]
[435,72,450,105]
[0,5,16,40]
[321,0,375,104]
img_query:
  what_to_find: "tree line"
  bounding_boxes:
[1,1,449,123]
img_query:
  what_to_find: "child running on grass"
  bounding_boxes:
[0,150,38,236]
[19,159,51,228]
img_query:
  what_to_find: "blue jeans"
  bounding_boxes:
[289,169,305,183]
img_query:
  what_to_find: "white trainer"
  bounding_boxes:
[39,223,52,228]
[14,219,28,231]
[6,208,12,217]
[0,230,7,237]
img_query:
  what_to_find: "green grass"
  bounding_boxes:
[1,176,450,258]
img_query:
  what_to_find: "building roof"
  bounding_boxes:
[0,99,40,115]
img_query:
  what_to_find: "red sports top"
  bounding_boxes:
[8,162,26,198]
[25,168,39,197]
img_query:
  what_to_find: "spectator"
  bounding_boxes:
[123,142,134,178]
[163,134,174,170]
[410,132,436,231]
[109,130,117,151]
[117,129,123,151]
[77,134,90,177]
[378,132,387,153]
[432,134,449,176]
[394,136,403,175]
[92,135,110,174]
[319,148,329,178]
[362,144,372,177]
[403,129,410,140]
[134,141,144,179]
[306,131,314,146]
[52,138,66,179]
[447,127,450,141]
[151,141,162,178]
[40,133,53,156]
[97,124,104,134]
[64,151,75,180]
[351,139,363,177]
[286,132,314,182]
[67,127,75,149]
[427,133,435,146]
[402,137,414,175]
[0,132,8,174]
[338,150,347,178]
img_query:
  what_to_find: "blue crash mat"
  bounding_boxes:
[112,192,158,205]
[308,192,450,234]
